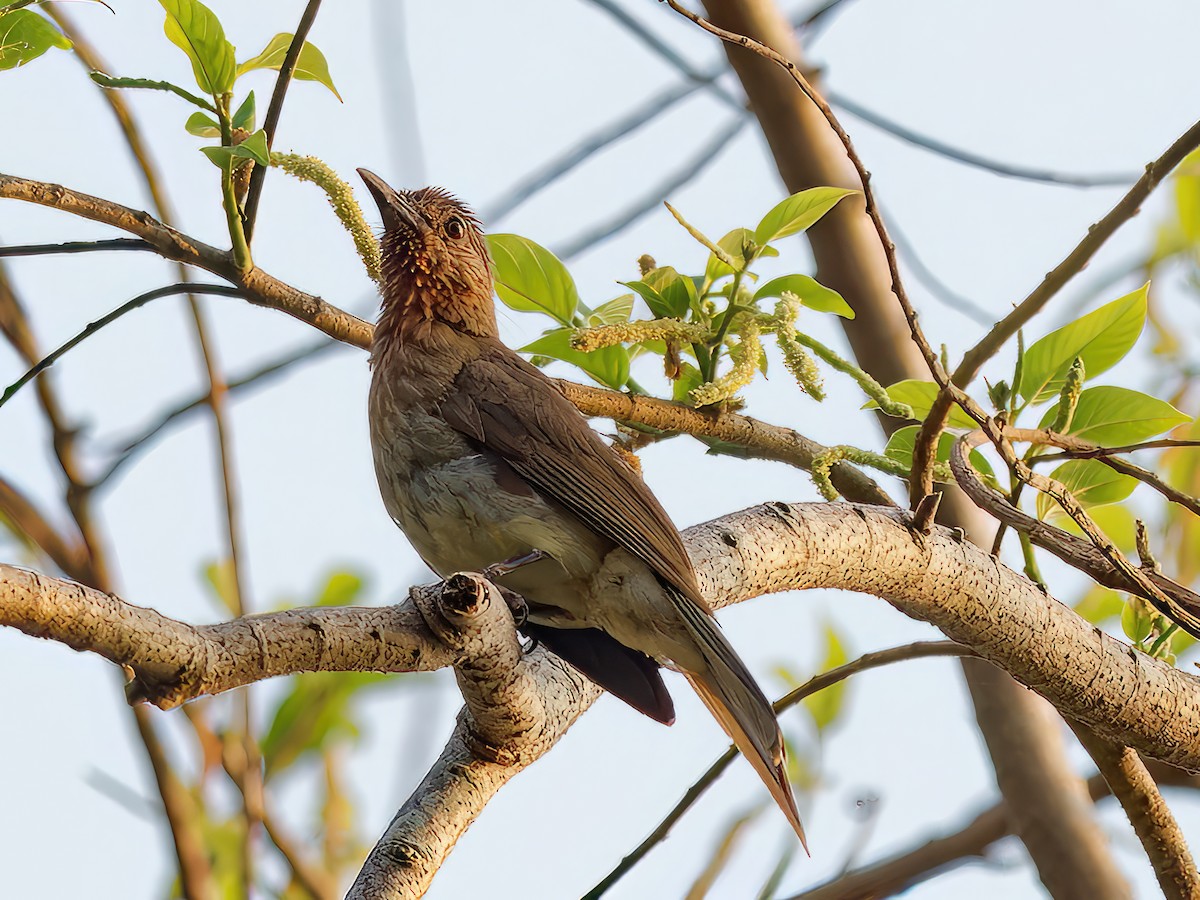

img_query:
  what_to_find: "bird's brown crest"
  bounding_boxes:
[358,170,497,352]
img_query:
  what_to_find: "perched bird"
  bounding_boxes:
[359,169,805,847]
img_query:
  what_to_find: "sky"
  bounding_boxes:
[3,1,1200,898]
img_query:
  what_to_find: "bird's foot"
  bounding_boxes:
[481,549,549,582]
[492,584,529,628]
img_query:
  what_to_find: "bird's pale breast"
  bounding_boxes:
[368,369,605,624]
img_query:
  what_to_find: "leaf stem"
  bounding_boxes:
[88,72,216,111]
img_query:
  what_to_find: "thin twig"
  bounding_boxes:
[0,284,243,410]
[0,475,87,576]
[554,116,746,260]
[827,90,1136,189]
[212,706,339,900]
[131,705,216,900]
[910,116,1200,499]
[94,338,339,488]
[1033,438,1200,461]
[660,0,948,508]
[1003,428,1200,523]
[583,641,975,898]
[243,0,325,239]
[482,78,715,223]
[0,238,154,257]
[885,208,993,325]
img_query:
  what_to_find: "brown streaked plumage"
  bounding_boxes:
[359,169,806,848]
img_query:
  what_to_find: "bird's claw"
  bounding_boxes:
[493,585,529,628]
[481,548,549,582]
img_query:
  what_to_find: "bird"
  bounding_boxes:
[358,168,806,848]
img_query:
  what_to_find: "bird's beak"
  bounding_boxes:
[357,168,430,237]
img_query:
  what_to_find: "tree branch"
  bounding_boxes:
[913,114,1200,498]
[949,429,1200,620]
[14,500,1200,892]
[242,0,325,238]
[584,641,976,899]
[789,764,1200,900]
[1069,722,1200,900]
[0,172,375,350]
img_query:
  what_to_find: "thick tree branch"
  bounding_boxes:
[9,502,1200,770]
[949,429,1200,618]
[14,501,1200,893]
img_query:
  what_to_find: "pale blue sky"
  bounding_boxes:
[2,2,1199,897]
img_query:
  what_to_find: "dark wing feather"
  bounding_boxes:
[438,341,707,608]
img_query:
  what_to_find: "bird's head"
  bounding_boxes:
[358,169,497,344]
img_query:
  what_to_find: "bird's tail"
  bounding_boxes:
[673,590,808,852]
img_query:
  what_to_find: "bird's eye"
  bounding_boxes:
[444,216,466,240]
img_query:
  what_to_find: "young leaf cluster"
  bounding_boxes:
[486,187,864,404]
[80,0,341,270]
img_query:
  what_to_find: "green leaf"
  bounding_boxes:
[1036,459,1137,520]
[1036,386,1189,445]
[1074,585,1125,625]
[520,328,630,389]
[315,570,365,607]
[672,362,704,403]
[754,187,857,245]
[202,558,239,615]
[235,32,341,101]
[754,273,855,319]
[199,129,269,169]
[1019,287,1148,403]
[864,380,978,428]
[185,111,221,137]
[1174,148,1200,246]
[1121,598,1154,644]
[1058,502,1138,551]
[234,128,270,166]
[620,279,669,318]
[230,89,255,130]
[159,0,236,94]
[261,672,391,776]
[620,267,697,319]
[803,622,849,733]
[0,9,72,71]
[644,266,698,318]
[883,424,994,480]
[487,233,579,326]
[589,294,634,326]
[704,227,777,282]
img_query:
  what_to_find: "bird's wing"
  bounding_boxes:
[438,341,708,609]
